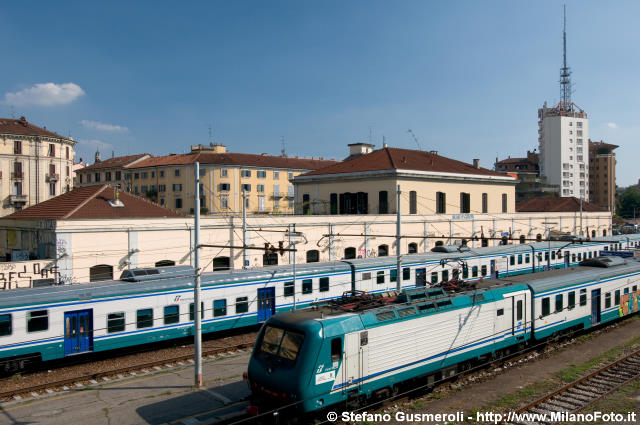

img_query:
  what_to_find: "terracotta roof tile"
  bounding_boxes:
[81,154,151,170]
[5,185,185,219]
[300,147,509,178]
[129,152,337,170]
[516,197,604,213]
[0,116,71,141]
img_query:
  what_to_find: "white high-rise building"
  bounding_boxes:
[537,6,589,201]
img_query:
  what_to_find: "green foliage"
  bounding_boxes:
[616,186,640,218]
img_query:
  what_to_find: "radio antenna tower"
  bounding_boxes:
[208,125,213,144]
[280,136,287,157]
[559,4,572,111]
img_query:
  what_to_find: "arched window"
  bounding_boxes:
[408,243,418,254]
[591,230,596,238]
[155,260,175,267]
[481,238,488,247]
[344,247,356,259]
[378,244,389,257]
[213,256,230,271]
[90,264,113,282]
[519,235,526,244]
[602,229,607,237]
[263,253,278,266]
[306,250,319,263]
[536,234,542,242]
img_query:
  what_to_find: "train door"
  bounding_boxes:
[490,260,497,278]
[64,309,93,356]
[342,332,367,393]
[591,289,601,325]
[416,268,426,287]
[564,251,570,268]
[257,287,276,322]
[509,294,526,337]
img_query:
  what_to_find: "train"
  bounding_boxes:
[0,234,638,371]
[246,253,640,418]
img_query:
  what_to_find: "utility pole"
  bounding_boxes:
[542,221,558,270]
[396,184,402,291]
[242,188,247,269]
[193,162,203,388]
[292,224,297,310]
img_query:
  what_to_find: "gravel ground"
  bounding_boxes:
[0,331,257,393]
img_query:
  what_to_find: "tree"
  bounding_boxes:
[616,186,640,219]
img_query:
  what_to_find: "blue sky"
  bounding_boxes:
[2,1,639,185]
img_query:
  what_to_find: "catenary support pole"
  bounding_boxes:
[396,184,402,291]
[194,162,203,388]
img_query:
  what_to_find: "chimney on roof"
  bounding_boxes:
[346,142,375,161]
[109,187,124,208]
[429,150,438,155]
[473,159,480,168]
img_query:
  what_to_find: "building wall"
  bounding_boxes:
[589,150,616,212]
[538,112,589,200]
[294,175,516,215]
[0,135,75,216]
[0,210,612,288]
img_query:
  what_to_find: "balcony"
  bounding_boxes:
[10,194,27,204]
[11,171,23,180]
[46,173,59,182]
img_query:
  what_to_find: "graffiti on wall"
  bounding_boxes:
[0,260,60,290]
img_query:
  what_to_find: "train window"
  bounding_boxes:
[555,294,563,313]
[331,338,342,362]
[403,268,411,281]
[516,300,523,321]
[580,289,587,306]
[615,290,621,306]
[578,253,582,261]
[497,309,504,316]
[319,277,329,292]
[525,254,530,264]
[133,270,146,276]
[377,271,385,284]
[633,286,638,292]
[259,326,304,362]
[442,270,449,282]
[472,266,478,278]
[568,292,576,309]
[541,298,550,317]
[376,311,395,322]
[398,307,416,317]
[481,265,487,276]
[284,281,294,297]
[624,288,629,295]
[510,256,515,266]
[462,266,468,279]
[551,251,556,260]
[431,272,438,284]
[362,273,371,281]
[360,331,368,346]
[189,302,204,320]
[605,293,611,309]
[302,279,313,294]
[136,309,153,329]
[213,299,227,317]
[0,314,11,336]
[545,252,549,261]
[107,312,125,333]
[390,269,397,283]
[572,253,576,263]
[164,305,180,325]
[517,255,522,265]
[236,297,249,314]
[27,310,48,333]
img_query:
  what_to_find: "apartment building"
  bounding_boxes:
[75,153,151,190]
[0,116,75,217]
[124,144,337,214]
[588,140,617,212]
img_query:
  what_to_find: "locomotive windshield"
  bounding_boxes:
[259,325,304,362]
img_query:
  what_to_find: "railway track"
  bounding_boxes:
[504,347,640,425]
[0,342,253,402]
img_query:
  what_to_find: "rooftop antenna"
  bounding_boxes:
[559,4,573,111]
[280,136,287,157]
[407,129,422,150]
[9,105,15,119]
[208,125,213,145]
[368,126,373,143]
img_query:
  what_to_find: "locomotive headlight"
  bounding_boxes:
[316,399,324,407]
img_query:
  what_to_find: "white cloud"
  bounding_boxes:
[81,120,128,132]
[76,139,113,151]
[3,82,85,106]
[606,122,618,129]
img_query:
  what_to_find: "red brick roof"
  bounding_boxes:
[81,154,151,171]
[129,152,337,170]
[516,197,604,213]
[0,116,70,140]
[300,147,509,178]
[5,185,185,219]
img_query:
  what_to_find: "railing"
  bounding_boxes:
[9,194,27,203]
[46,173,59,182]
[11,171,23,179]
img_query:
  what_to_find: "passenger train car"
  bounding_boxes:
[246,254,640,416]
[0,234,638,370]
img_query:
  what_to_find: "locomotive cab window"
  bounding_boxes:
[331,338,342,363]
[27,310,48,333]
[0,314,11,336]
[258,326,305,363]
